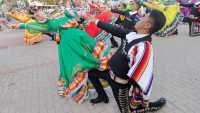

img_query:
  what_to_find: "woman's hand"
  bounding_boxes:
[86,15,98,23]
[62,20,79,28]
[8,23,20,29]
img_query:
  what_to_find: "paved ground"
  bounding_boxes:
[0,25,200,113]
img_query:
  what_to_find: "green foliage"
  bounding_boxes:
[40,0,60,5]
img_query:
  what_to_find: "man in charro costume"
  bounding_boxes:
[8,2,169,113]
[87,9,167,113]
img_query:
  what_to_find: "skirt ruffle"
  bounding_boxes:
[57,41,112,103]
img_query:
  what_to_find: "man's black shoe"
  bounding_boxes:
[148,97,166,112]
[90,96,109,104]
[172,29,178,35]
[131,97,166,113]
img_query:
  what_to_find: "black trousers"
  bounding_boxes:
[88,69,131,113]
[182,17,200,35]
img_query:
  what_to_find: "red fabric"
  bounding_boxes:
[198,6,200,13]
[131,42,151,82]
[89,4,100,9]
[85,11,113,38]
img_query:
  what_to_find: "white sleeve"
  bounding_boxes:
[127,42,146,78]
[129,11,137,15]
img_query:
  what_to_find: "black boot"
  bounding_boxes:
[131,97,166,113]
[88,70,110,104]
[147,97,166,112]
[90,95,109,104]
[172,29,178,35]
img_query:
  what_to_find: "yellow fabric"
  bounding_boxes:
[143,2,180,32]
[24,31,43,45]
[24,19,43,45]
[8,11,43,45]
[153,0,161,2]
[120,15,126,21]
[8,11,31,23]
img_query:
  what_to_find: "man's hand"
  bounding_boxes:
[105,7,111,12]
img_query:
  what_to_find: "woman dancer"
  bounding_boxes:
[9,10,114,103]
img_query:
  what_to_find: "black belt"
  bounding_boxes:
[109,70,129,85]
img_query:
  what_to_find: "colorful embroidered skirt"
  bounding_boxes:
[56,28,113,103]
[156,13,183,37]
[24,31,43,45]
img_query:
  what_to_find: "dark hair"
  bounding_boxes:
[149,10,166,34]
[122,3,127,9]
